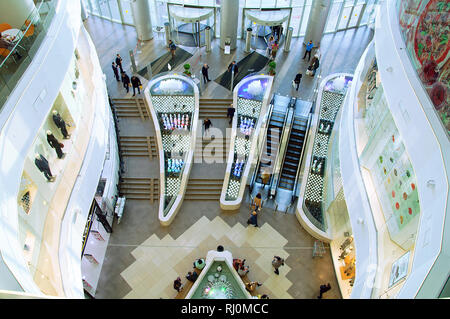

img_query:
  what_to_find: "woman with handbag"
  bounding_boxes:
[46,130,65,159]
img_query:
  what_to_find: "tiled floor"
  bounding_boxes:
[85,16,374,300]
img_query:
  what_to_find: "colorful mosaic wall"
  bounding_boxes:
[397,0,449,135]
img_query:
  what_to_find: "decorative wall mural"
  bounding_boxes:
[397,0,449,135]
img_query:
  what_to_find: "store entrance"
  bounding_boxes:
[168,4,216,48]
[242,8,291,51]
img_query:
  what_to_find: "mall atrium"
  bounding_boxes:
[0,0,448,300]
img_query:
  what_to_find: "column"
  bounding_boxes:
[0,0,36,29]
[303,0,332,48]
[220,0,239,50]
[130,0,153,41]
[80,0,89,21]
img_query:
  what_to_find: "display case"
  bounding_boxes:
[220,74,273,210]
[145,73,199,226]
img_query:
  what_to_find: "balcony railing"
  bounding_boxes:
[0,0,57,110]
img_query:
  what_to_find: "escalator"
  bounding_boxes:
[278,116,309,190]
[250,94,290,191]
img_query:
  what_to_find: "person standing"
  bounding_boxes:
[130,75,142,96]
[46,131,64,159]
[293,72,302,91]
[168,40,176,59]
[121,72,130,94]
[311,56,320,76]
[271,41,279,60]
[303,40,314,61]
[115,53,123,73]
[173,277,183,293]
[318,283,331,299]
[34,154,55,182]
[52,110,70,139]
[267,35,275,56]
[272,256,284,275]
[228,61,238,76]
[227,105,235,124]
[112,62,120,81]
[246,281,262,293]
[201,64,210,83]
[203,118,212,136]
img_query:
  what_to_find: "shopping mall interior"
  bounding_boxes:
[0,0,448,300]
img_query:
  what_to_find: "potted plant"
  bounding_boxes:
[183,63,192,77]
[268,61,276,76]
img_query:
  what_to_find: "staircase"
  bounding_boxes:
[119,136,158,159]
[194,136,231,163]
[119,177,159,202]
[278,117,308,190]
[111,98,150,120]
[184,179,223,200]
[199,98,233,118]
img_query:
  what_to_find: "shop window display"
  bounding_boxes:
[396,0,449,135]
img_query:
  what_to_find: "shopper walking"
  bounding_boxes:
[112,62,120,81]
[203,118,212,136]
[201,64,211,83]
[168,40,176,59]
[253,193,263,211]
[317,283,331,299]
[46,131,65,159]
[121,72,130,94]
[272,256,284,275]
[247,211,259,227]
[293,72,302,91]
[303,40,314,62]
[227,104,235,124]
[130,75,142,96]
[115,53,123,73]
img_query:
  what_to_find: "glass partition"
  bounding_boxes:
[395,0,449,136]
[0,0,57,111]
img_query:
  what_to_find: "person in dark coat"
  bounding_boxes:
[318,283,331,299]
[46,131,64,159]
[168,40,176,59]
[34,154,54,182]
[227,105,235,124]
[186,271,198,283]
[52,110,70,139]
[228,61,238,75]
[121,72,130,93]
[173,277,183,292]
[247,211,258,227]
[203,118,212,135]
[112,62,120,81]
[130,75,142,96]
[294,72,302,91]
[311,56,320,76]
[115,53,123,73]
[201,64,210,83]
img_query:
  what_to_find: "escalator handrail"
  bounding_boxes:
[292,112,313,196]
[269,102,295,197]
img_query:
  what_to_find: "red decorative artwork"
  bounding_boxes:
[396,202,400,210]
[403,192,408,200]
[408,207,413,215]
[392,134,395,142]
[392,190,396,198]
[400,215,404,224]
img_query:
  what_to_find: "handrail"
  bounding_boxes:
[292,111,313,196]
[269,100,295,198]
